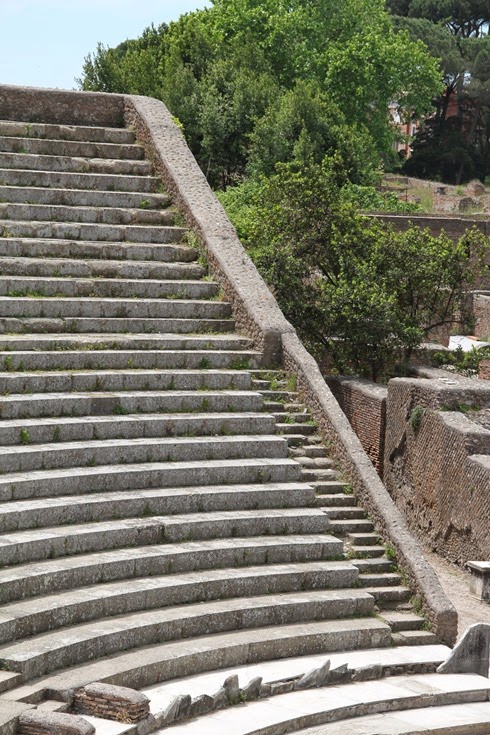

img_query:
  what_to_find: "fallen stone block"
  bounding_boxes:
[18,712,95,735]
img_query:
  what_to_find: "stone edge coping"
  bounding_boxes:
[0,84,457,646]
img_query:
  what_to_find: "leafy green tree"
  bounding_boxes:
[247,81,379,184]
[78,0,442,187]
[387,0,489,38]
[389,1,490,182]
[226,158,489,379]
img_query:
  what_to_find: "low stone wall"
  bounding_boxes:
[325,377,387,475]
[480,360,490,380]
[0,84,457,646]
[383,377,490,564]
[369,213,489,240]
[0,84,124,127]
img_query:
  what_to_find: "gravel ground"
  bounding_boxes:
[422,546,490,637]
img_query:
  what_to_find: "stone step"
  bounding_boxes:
[358,572,401,588]
[311,481,351,495]
[0,254,202,279]
[0,121,135,144]
[295,457,335,470]
[0,276,220,299]
[139,643,452,714]
[0,202,175,226]
[0,411,274,446]
[0,482,315,533]
[0,136,145,160]
[0,388,263,421]
[296,701,490,735]
[0,507,329,566]
[330,519,375,535]
[314,494,357,507]
[380,611,426,632]
[0,238,196,262]
[0,167,160,192]
[0,186,171,210]
[363,585,411,604]
[0,565,367,643]
[0,434,289,473]
[350,558,394,574]
[300,446,329,459]
[0,221,187,244]
[0,535,343,604]
[0,298,230,320]
[6,618,392,702]
[347,532,381,546]
[0,349,260,373]
[0,316,235,335]
[0,151,152,175]
[276,423,317,435]
[154,675,490,735]
[349,545,385,558]
[0,456,301,502]
[391,629,439,646]
[321,507,367,520]
[0,333,255,352]
[0,613,390,685]
[0,670,22,694]
[301,469,338,482]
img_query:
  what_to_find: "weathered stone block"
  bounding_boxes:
[18,712,95,735]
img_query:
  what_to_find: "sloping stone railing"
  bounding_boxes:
[0,83,457,645]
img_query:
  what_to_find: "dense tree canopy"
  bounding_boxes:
[228,158,488,379]
[389,0,490,183]
[79,0,442,188]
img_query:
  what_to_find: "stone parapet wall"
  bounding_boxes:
[0,84,124,127]
[0,84,457,646]
[124,95,294,368]
[325,377,387,475]
[383,377,490,564]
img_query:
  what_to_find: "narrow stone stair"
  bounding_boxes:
[0,119,393,712]
[252,370,438,647]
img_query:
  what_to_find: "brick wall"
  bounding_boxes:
[472,293,490,341]
[383,377,490,564]
[480,360,490,380]
[325,377,387,475]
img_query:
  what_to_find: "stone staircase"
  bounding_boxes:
[0,114,486,734]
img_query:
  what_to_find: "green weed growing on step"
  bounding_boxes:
[230,357,251,370]
[53,426,61,442]
[384,543,396,561]
[138,199,150,210]
[198,357,211,369]
[3,356,13,372]
[409,406,424,433]
[19,428,30,445]
[113,403,130,415]
[286,373,298,392]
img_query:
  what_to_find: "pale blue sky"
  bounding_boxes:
[1,0,210,91]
